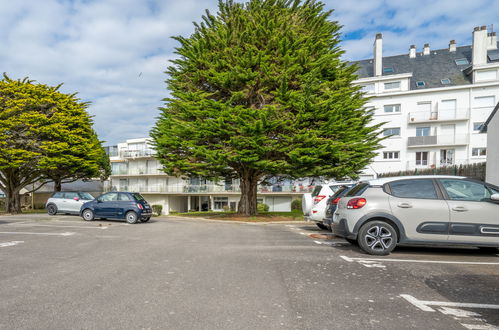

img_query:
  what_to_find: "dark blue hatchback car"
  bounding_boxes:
[80,192,152,224]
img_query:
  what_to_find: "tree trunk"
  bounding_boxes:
[238,170,258,216]
[5,188,22,214]
[54,179,62,192]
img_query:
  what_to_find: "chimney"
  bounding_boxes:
[423,43,430,55]
[449,40,456,52]
[373,33,382,76]
[487,32,498,50]
[409,45,416,58]
[472,26,488,65]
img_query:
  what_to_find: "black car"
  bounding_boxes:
[322,185,354,231]
[80,192,152,224]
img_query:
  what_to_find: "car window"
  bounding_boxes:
[99,193,118,202]
[133,193,145,202]
[52,192,64,198]
[331,185,349,198]
[64,192,79,200]
[329,185,343,194]
[79,192,94,200]
[440,179,492,201]
[345,183,369,197]
[311,186,322,197]
[119,193,133,201]
[389,179,438,199]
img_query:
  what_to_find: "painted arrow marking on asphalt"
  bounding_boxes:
[0,241,24,247]
[0,231,75,236]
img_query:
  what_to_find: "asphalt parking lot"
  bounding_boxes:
[0,214,498,330]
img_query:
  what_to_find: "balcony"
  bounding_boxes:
[105,184,314,194]
[407,134,469,148]
[120,149,156,158]
[407,108,469,124]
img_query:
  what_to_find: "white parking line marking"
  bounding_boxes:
[400,294,499,312]
[340,255,499,266]
[10,223,108,230]
[0,231,75,236]
[0,241,24,247]
[461,324,498,330]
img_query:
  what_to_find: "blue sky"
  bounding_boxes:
[1,0,498,145]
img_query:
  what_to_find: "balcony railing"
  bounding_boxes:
[111,169,165,176]
[407,108,469,124]
[105,184,314,194]
[407,134,469,147]
[120,149,156,158]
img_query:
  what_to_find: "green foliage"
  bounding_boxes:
[257,203,269,212]
[151,0,383,215]
[152,204,163,216]
[291,198,302,211]
[0,74,109,212]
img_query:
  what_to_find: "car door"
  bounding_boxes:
[438,178,499,245]
[387,179,450,242]
[63,192,80,213]
[116,193,134,218]
[95,193,119,217]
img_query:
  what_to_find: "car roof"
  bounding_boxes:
[366,175,467,186]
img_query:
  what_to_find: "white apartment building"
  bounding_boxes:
[105,138,312,214]
[354,26,499,178]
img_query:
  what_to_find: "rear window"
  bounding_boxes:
[330,185,349,198]
[345,183,369,197]
[311,186,322,197]
[119,193,133,201]
[389,179,438,199]
[133,193,145,201]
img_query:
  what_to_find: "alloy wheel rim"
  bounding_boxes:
[127,213,136,222]
[365,225,393,251]
[84,211,92,220]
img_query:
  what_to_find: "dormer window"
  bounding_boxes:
[455,58,469,65]
[416,81,425,87]
[383,67,394,73]
[441,78,451,85]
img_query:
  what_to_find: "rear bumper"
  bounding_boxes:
[140,212,152,218]
[331,219,356,239]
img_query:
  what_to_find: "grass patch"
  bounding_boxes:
[172,210,304,222]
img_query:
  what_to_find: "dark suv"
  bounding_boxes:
[80,192,152,224]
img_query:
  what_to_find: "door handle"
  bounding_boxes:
[452,206,468,212]
[397,203,412,208]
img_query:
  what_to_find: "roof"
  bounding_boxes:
[367,175,466,186]
[479,101,499,133]
[353,44,499,90]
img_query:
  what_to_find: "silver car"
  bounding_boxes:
[333,175,499,255]
[46,191,95,215]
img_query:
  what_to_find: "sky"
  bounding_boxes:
[1,0,498,145]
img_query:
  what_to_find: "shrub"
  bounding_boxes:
[222,205,231,212]
[152,204,163,216]
[257,203,269,213]
[291,199,302,211]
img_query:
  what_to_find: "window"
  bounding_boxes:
[383,67,394,73]
[345,183,369,197]
[476,70,497,82]
[416,152,429,166]
[416,81,426,87]
[473,122,484,131]
[441,78,451,85]
[383,127,401,137]
[383,104,401,113]
[361,84,374,93]
[64,192,79,200]
[118,193,133,201]
[384,81,401,90]
[417,102,432,112]
[79,192,94,200]
[474,96,495,108]
[52,192,64,198]
[440,149,454,166]
[99,193,118,202]
[389,179,438,199]
[472,148,487,156]
[416,127,431,137]
[214,197,229,210]
[383,151,400,160]
[440,179,493,201]
[455,58,469,65]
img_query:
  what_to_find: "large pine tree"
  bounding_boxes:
[152,0,383,215]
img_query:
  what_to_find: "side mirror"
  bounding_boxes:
[97,199,103,203]
[491,194,499,201]
[73,197,80,201]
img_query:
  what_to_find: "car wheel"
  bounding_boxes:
[47,204,58,215]
[126,211,138,224]
[82,209,94,221]
[141,217,151,223]
[316,223,328,230]
[358,221,397,256]
[345,238,357,245]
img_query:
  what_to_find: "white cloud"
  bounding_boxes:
[1,0,498,144]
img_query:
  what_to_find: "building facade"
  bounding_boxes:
[105,138,313,214]
[354,26,499,178]
[480,103,499,185]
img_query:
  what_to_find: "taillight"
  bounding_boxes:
[137,203,144,210]
[332,197,341,205]
[347,198,367,209]
[313,195,326,204]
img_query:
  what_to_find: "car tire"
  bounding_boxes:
[47,204,58,215]
[345,238,357,245]
[125,211,138,224]
[82,209,94,221]
[141,217,151,223]
[358,221,398,256]
[316,223,328,230]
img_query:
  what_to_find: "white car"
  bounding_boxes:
[46,191,95,215]
[302,182,356,229]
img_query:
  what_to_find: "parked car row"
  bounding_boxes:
[46,191,152,224]
[304,175,499,255]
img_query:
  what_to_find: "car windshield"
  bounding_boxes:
[79,192,94,200]
[133,193,146,202]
